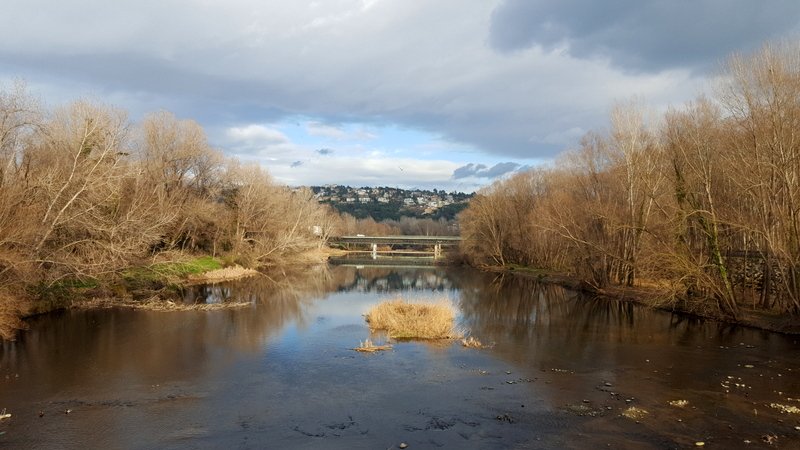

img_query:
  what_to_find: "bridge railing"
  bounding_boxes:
[329,235,462,246]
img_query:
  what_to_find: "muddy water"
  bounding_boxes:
[1,266,799,449]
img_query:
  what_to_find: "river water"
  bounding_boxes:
[1,265,799,449]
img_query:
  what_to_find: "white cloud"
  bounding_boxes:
[0,0,795,188]
[269,154,461,189]
[306,121,377,141]
[226,125,289,151]
[223,120,478,190]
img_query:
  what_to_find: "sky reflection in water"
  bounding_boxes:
[1,265,799,449]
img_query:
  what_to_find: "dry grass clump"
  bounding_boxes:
[461,336,486,348]
[668,399,689,408]
[622,406,649,420]
[187,265,259,283]
[353,338,393,353]
[771,403,800,414]
[365,297,460,340]
[72,296,251,311]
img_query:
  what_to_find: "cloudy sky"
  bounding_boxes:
[2,1,799,191]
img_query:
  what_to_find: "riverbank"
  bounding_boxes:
[71,297,252,311]
[480,264,800,335]
[1,250,333,341]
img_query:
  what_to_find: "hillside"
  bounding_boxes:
[310,185,472,221]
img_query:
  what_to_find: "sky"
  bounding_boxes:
[2,1,799,192]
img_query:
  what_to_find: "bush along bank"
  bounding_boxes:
[0,84,335,339]
[459,43,800,333]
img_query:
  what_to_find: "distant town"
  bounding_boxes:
[309,185,473,221]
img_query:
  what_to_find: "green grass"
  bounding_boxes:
[154,256,223,277]
[124,256,222,283]
[118,256,222,297]
[20,256,224,318]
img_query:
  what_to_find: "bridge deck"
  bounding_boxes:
[329,235,461,246]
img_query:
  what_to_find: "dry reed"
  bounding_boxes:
[668,399,689,408]
[461,336,486,348]
[353,338,393,353]
[365,297,460,339]
[187,265,259,283]
[72,296,251,311]
[771,403,800,414]
[622,406,649,420]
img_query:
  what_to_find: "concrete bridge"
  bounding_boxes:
[329,235,461,259]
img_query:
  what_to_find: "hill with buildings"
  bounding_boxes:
[310,185,472,221]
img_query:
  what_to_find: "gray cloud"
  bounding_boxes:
[453,163,486,179]
[0,0,797,167]
[290,160,303,168]
[452,162,521,179]
[489,0,800,72]
[316,148,334,156]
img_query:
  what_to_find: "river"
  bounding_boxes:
[1,265,799,449]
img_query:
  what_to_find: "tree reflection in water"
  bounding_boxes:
[178,265,351,352]
[1,266,350,387]
[459,270,787,369]
[334,266,455,293]
[2,265,800,450]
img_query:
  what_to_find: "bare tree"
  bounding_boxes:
[138,111,225,252]
[662,98,737,316]
[719,41,800,313]
[608,99,664,286]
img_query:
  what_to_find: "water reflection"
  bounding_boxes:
[328,253,436,267]
[4,266,798,391]
[458,270,799,358]
[334,266,454,293]
[2,265,799,449]
[1,267,340,386]
[456,270,800,440]
[183,264,343,304]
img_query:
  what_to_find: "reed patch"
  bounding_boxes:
[364,297,460,340]
[72,296,251,311]
[187,265,259,283]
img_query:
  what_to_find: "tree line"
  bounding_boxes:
[337,214,458,236]
[459,42,800,320]
[0,84,337,331]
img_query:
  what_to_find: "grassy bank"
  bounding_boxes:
[0,85,336,340]
[121,255,224,289]
[0,255,261,340]
[1,246,337,340]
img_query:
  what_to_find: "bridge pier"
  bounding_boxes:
[372,243,377,260]
[434,243,441,259]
